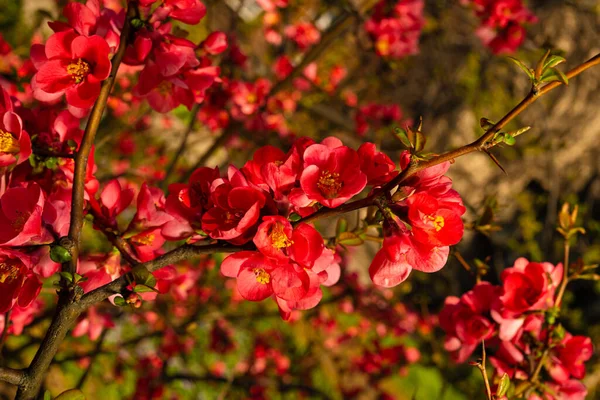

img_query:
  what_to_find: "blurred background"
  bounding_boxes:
[0,0,599,398]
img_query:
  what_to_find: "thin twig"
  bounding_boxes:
[161,102,202,190]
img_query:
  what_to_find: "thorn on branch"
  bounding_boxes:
[484,149,507,175]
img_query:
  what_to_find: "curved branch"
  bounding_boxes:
[0,367,24,386]
[296,52,600,227]
[64,4,138,275]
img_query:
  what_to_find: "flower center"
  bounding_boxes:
[133,233,155,246]
[0,129,20,155]
[67,58,91,84]
[156,80,172,95]
[246,93,257,104]
[376,38,390,56]
[12,210,31,231]
[427,215,445,231]
[317,170,342,199]
[253,268,270,284]
[270,224,293,249]
[0,261,20,284]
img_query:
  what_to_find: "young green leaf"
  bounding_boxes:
[507,57,534,81]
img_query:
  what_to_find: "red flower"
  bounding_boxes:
[0,183,52,246]
[201,174,268,245]
[284,22,321,50]
[0,250,42,314]
[151,0,207,25]
[162,167,220,240]
[358,142,397,186]
[221,251,276,301]
[407,192,464,247]
[369,231,413,288]
[97,179,135,226]
[439,282,499,362]
[201,32,228,55]
[300,138,367,208]
[548,335,593,382]
[34,30,112,108]
[499,257,561,317]
[0,88,31,168]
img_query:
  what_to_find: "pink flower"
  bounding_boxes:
[0,249,42,314]
[358,142,397,186]
[201,32,228,55]
[284,22,321,50]
[0,183,52,246]
[439,282,499,362]
[201,179,268,245]
[221,252,277,301]
[300,139,367,208]
[33,30,112,109]
[547,335,593,382]
[499,258,561,317]
[162,167,220,240]
[369,231,413,287]
[406,192,464,247]
[0,88,31,168]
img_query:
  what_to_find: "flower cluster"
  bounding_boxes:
[369,154,465,287]
[440,258,593,399]
[29,0,221,114]
[364,0,425,59]
[463,0,537,54]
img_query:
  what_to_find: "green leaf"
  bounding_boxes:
[44,390,52,400]
[130,266,157,288]
[50,245,73,263]
[130,18,144,29]
[336,218,348,237]
[414,130,426,153]
[507,57,534,81]
[59,272,74,284]
[113,296,126,306]
[337,232,364,246]
[55,389,85,400]
[554,68,569,85]
[288,213,301,222]
[540,68,569,85]
[45,157,59,169]
[394,127,412,148]
[497,373,510,397]
[543,55,566,70]
[133,284,158,293]
[503,135,516,146]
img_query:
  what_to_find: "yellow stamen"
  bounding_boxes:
[133,233,155,246]
[427,215,445,231]
[0,261,20,284]
[317,170,342,199]
[253,268,270,284]
[67,58,90,84]
[270,223,293,249]
[0,130,19,154]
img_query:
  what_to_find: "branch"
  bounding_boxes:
[79,242,247,307]
[12,5,137,399]
[161,102,202,190]
[295,52,600,227]
[64,4,138,276]
[0,367,24,386]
